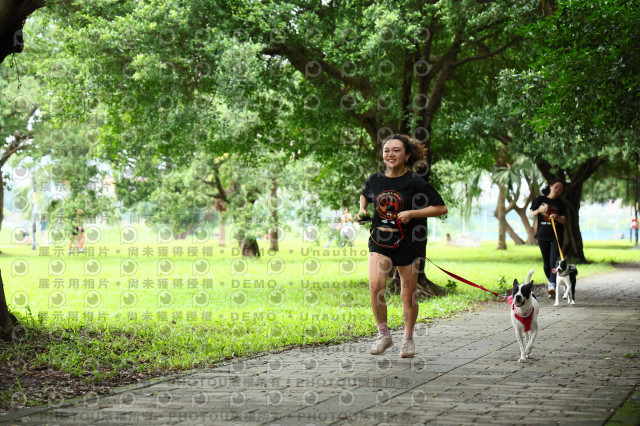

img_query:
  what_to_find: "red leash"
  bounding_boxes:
[396,221,501,297]
[422,257,500,297]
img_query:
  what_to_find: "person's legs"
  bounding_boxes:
[326,229,337,248]
[77,227,85,252]
[397,260,420,338]
[397,260,420,358]
[537,239,552,281]
[538,239,556,296]
[549,237,562,285]
[369,252,394,355]
[369,252,392,328]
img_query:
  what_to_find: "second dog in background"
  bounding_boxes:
[553,258,578,306]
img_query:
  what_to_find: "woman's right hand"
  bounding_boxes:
[357,209,369,221]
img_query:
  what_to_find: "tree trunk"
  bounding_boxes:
[218,221,226,247]
[269,178,279,252]
[562,181,586,262]
[387,263,446,298]
[0,0,46,65]
[495,185,507,250]
[505,220,525,245]
[240,238,260,257]
[0,177,3,231]
[514,205,537,245]
[1,270,15,341]
[503,197,526,245]
[417,259,447,297]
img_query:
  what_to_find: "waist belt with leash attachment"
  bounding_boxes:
[366,217,500,297]
[369,221,405,249]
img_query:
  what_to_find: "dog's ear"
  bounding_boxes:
[513,279,519,288]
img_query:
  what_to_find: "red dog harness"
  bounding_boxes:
[507,295,535,332]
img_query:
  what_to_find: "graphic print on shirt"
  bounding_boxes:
[376,190,404,223]
[542,204,559,222]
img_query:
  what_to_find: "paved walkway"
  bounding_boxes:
[2,265,640,425]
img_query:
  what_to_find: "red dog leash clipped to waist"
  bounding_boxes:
[395,220,500,297]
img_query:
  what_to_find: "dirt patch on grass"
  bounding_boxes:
[0,331,172,413]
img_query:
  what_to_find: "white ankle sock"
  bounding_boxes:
[377,323,389,336]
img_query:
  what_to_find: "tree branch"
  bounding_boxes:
[213,170,230,204]
[0,133,29,167]
[454,37,521,67]
[263,43,375,99]
[399,48,413,134]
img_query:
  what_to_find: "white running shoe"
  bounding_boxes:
[400,338,415,358]
[370,333,393,355]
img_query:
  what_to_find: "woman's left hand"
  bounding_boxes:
[396,211,413,224]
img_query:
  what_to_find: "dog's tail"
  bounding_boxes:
[525,268,534,285]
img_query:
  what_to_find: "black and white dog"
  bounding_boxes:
[510,269,539,363]
[553,258,578,306]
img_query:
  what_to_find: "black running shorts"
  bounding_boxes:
[368,228,425,266]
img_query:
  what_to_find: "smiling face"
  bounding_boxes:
[549,181,564,198]
[382,139,410,171]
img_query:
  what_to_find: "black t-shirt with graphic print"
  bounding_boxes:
[530,195,566,241]
[361,171,445,240]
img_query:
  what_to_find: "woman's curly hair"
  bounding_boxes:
[382,134,429,171]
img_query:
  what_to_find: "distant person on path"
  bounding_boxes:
[529,180,567,298]
[339,207,355,247]
[358,134,447,358]
[69,209,85,254]
[39,215,47,245]
[325,209,343,248]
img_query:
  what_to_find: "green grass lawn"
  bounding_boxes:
[1,223,638,403]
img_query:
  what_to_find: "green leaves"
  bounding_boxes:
[521,0,639,155]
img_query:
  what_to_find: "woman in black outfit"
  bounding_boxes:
[529,180,567,297]
[357,134,447,358]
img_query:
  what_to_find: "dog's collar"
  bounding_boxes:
[553,265,576,277]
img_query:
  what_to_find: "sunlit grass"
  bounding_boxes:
[0,223,638,398]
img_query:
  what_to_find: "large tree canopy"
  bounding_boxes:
[36,0,538,170]
[220,0,538,163]
[496,0,640,261]
[529,0,640,142]
[15,0,541,242]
